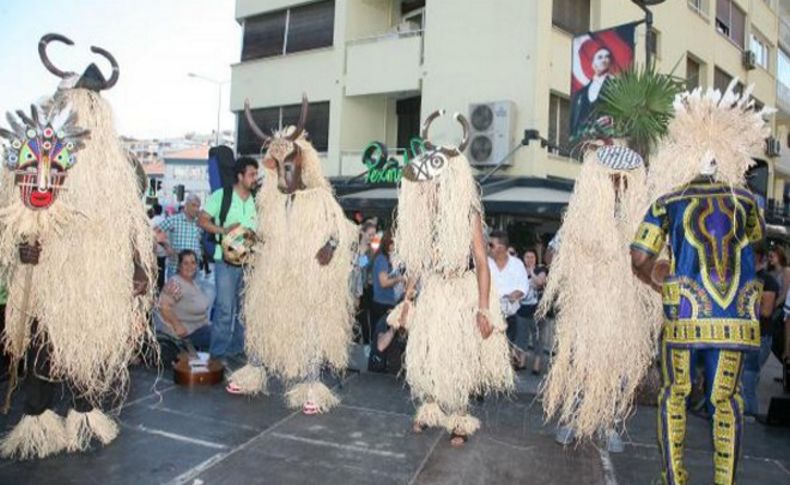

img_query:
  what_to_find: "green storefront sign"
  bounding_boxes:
[362,137,424,184]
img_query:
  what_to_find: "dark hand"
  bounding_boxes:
[18,241,41,265]
[476,311,493,339]
[650,259,670,293]
[316,243,336,266]
[133,262,148,296]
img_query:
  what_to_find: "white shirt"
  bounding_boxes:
[521,272,540,306]
[488,255,529,316]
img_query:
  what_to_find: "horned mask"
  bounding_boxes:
[403,109,470,183]
[245,94,310,194]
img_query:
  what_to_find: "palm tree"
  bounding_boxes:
[593,63,685,163]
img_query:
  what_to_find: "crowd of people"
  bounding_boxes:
[351,223,553,377]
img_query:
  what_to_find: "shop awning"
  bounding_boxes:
[335,176,574,218]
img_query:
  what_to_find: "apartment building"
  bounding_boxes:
[230,0,786,228]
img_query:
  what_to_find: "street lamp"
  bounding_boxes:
[187,73,229,146]
[631,0,666,66]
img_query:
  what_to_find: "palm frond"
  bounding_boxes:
[594,64,685,157]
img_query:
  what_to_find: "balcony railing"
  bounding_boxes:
[344,30,423,96]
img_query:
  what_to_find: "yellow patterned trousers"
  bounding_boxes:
[657,339,744,485]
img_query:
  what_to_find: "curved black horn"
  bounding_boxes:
[90,45,120,90]
[288,93,309,141]
[420,109,444,152]
[453,112,470,153]
[38,33,75,79]
[244,99,271,143]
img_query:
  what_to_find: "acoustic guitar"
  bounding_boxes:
[172,340,224,386]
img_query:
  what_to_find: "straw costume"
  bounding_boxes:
[227,95,357,414]
[537,141,662,442]
[389,110,514,444]
[631,81,771,485]
[0,34,155,460]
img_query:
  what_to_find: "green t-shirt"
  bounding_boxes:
[204,187,257,261]
[0,284,6,306]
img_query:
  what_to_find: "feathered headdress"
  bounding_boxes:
[649,80,774,195]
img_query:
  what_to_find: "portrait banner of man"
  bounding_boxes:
[570,22,638,142]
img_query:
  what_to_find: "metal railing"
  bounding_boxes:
[346,29,423,46]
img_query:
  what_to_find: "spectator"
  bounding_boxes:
[768,245,790,304]
[487,230,528,365]
[742,246,779,416]
[367,314,407,375]
[198,156,258,360]
[781,281,790,365]
[150,203,167,292]
[517,248,549,373]
[370,230,404,332]
[155,194,204,280]
[156,250,212,362]
[356,222,379,344]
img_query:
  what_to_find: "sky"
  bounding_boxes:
[0,0,241,139]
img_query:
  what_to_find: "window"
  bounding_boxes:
[241,0,335,62]
[396,96,421,149]
[237,101,330,155]
[750,33,770,69]
[714,66,744,94]
[548,94,572,158]
[552,0,591,35]
[401,0,425,15]
[716,0,745,49]
[688,0,709,17]
[779,48,790,88]
[686,56,702,90]
[648,28,660,60]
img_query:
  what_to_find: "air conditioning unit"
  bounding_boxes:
[743,50,757,71]
[766,136,781,157]
[467,101,516,166]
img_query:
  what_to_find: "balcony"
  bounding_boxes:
[345,31,423,97]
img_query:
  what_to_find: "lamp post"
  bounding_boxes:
[630,0,666,66]
[187,73,229,146]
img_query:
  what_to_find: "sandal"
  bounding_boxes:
[302,401,319,415]
[449,431,468,448]
[225,382,243,395]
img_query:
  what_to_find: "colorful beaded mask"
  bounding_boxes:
[0,104,89,210]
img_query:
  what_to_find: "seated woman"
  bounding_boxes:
[156,250,212,358]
